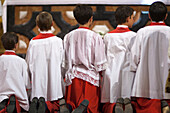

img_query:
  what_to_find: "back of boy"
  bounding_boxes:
[101,6,136,113]
[130,1,170,113]
[26,12,65,102]
[0,32,30,111]
[63,4,107,113]
[131,1,170,100]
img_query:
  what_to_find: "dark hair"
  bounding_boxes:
[149,1,167,22]
[1,32,18,50]
[73,4,93,25]
[36,11,53,31]
[115,6,134,24]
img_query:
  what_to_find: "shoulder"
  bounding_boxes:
[0,55,26,63]
[104,30,136,38]
[51,36,63,42]
[13,55,26,62]
[129,31,137,35]
[30,35,62,45]
[66,28,96,34]
[53,36,63,47]
[136,27,147,34]
[137,25,170,34]
[143,25,170,30]
[65,28,101,39]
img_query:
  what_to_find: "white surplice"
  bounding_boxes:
[101,25,136,103]
[0,50,30,111]
[131,23,170,99]
[26,30,65,101]
[63,27,107,87]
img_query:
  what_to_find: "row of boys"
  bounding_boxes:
[0,1,170,113]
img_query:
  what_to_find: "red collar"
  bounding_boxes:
[32,33,55,40]
[78,27,89,29]
[109,27,130,33]
[150,22,166,26]
[3,51,16,55]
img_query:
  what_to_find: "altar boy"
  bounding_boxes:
[26,11,65,111]
[130,1,170,113]
[63,4,107,113]
[0,32,30,112]
[101,6,136,113]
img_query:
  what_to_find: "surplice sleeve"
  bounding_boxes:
[22,61,31,90]
[168,40,170,69]
[94,35,107,72]
[25,40,33,87]
[62,34,69,75]
[130,30,142,72]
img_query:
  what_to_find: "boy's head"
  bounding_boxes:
[1,32,18,50]
[149,1,167,22]
[73,4,93,25]
[115,6,134,27]
[36,11,53,31]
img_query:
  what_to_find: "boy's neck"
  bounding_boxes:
[151,20,164,23]
[118,23,129,27]
[5,50,15,52]
[79,24,90,28]
[79,21,92,28]
[38,26,54,33]
[119,24,128,26]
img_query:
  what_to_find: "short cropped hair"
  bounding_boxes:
[1,32,18,50]
[149,1,167,22]
[115,6,134,25]
[36,11,53,31]
[73,4,93,25]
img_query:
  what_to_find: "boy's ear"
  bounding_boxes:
[89,16,93,23]
[148,13,152,20]
[88,16,93,26]
[36,25,38,28]
[14,43,19,50]
[164,13,168,20]
[51,21,54,26]
[126,16,130,22]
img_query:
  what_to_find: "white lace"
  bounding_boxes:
[65,70,100,87]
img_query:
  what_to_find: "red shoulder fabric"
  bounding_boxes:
[109,27,130,33]
[32,33,55,40]
[78,27,89,29]
[3,51,16,55]
[150,22,166,26]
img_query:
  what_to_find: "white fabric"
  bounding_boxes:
[38,26,55,33]
[0,51,30,111]
[101,25,136,103]
[2,0,169,33]
[131,25,170,99]
[26,32,65,101]
[63,28,107,87]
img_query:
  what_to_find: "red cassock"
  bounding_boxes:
[63,27,107,113]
